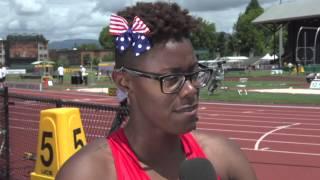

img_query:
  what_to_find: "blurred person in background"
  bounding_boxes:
[57,65,64,84]
[208,62,224,95]
[0,63,6,88]
[80,65,88,85]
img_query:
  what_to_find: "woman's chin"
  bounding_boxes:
[176,115,198,133]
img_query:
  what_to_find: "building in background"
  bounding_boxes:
[0,39,5,65]
[80,49,113,66]
[49,49,113,67]
[253,0,320,66]
[49,49,81,66]
[1,34,113,72]
[3,34,49,70]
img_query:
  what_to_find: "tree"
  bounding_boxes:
[52,57,70,70]
[83,54,100,72]
[77,43,100,50]
[190,18,217,59]
[216,32,234,57]
[233,0,270,56]
[83,54,91,66]
[102,54,114,62]
[264,24,288,56]
[99,26,114,49]
[245,0,260,13]
[92,57,101,66]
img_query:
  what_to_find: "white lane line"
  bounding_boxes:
[198,121,320,131]
[199,114,320,126]
[10,126,38,132]
[203,114,220,117]
[199,116,320,126]
[199,107,206,110]
[242,147,320,157]
[200,101,320,110]
[242,111,254,114]
[198,127,320,138]
[200,112,320,121]
[254,123,300,150]
[200,110,320,119]
[230,137,320,146]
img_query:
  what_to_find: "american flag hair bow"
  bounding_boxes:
[109,14,151,56]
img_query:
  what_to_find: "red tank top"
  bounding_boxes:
[107,128,220,180]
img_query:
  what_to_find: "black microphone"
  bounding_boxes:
[179,158,217,180]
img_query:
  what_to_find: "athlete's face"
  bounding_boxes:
[127,38,202,134]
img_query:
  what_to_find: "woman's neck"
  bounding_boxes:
[124,122,185,165]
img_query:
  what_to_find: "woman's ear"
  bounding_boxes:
[112,71,130,92]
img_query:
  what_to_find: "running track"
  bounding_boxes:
[9,88,320,180]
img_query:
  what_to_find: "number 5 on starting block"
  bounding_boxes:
[31,107,87,180]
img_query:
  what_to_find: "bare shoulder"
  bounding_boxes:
[56,138,116,180]
[192,131,257,180]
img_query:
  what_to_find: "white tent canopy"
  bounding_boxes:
[220,56,248,63]
[219,56,249,69]
[261,53,278,61]
[31,60,55,65]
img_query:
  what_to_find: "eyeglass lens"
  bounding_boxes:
[162,70,210,93]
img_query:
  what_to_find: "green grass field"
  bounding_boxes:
[200,88,320,105]
[200,70,320,105]
[5,70,320,105]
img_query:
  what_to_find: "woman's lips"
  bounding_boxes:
[175,104,198,113]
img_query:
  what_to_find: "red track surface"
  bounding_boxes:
[9,88,320,180]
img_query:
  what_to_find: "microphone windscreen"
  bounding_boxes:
[179,158,217,180]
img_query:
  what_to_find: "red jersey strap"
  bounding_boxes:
[107,129,220,180]
[108,128,150,180]
[180,132,207,159]
[180,133,221,180]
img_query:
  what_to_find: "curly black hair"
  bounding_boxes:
[117,2,198,44]
[113,2,199,68]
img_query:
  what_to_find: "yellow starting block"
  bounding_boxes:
[31,108,87,180]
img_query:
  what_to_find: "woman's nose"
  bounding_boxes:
[179,79,198,97]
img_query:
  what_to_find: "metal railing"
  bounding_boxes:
[0,87,9,180]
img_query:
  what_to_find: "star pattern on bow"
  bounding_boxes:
[109,14,151,56]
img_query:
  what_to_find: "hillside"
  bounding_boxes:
[48,39,102,50]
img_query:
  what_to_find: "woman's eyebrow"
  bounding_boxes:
[160,67,183,73]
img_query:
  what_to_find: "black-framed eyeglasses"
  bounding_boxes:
[117,63,213,94]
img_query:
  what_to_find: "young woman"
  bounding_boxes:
[56,2,257,180]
